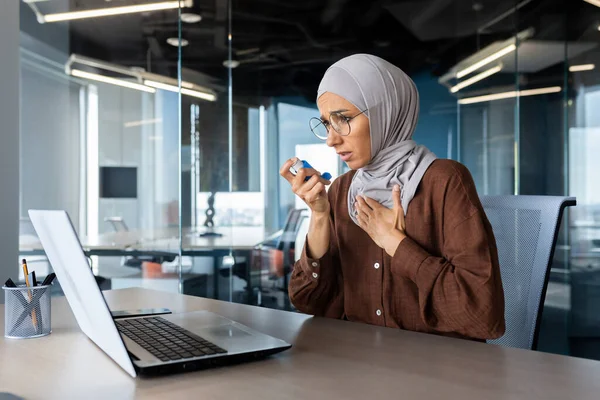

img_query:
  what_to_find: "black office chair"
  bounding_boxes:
[481,195,576,350]
[254,208,309,310]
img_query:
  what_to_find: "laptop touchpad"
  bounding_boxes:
[203,325,251,339]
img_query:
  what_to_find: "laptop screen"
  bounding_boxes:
[28,210,136,378]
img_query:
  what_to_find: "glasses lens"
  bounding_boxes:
[330,113,350,136]
[310,118,328,140]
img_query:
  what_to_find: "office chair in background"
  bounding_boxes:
[253,209,309,310]
[481,195,576,350]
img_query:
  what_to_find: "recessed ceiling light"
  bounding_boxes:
[223,60,240,69]
[167,37,189,47]
[181,13,202,23]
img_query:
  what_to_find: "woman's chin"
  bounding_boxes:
[345,159,367,170]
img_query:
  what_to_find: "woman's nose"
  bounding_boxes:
[326,129,343,147]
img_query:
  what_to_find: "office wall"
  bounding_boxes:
[19,3,82,232]
[97,84,145,233]
[411,71,457,159]
[519,95,565,196]
[20,54,81,228]
[95,85,180,233]
[0,1,20,286]
[19,1,69,56]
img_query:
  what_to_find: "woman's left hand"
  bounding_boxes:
[355,185,407,256]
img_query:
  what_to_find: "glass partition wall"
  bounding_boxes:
[19,1,184,293]
[16,0,600,361]
[449,0,600,360]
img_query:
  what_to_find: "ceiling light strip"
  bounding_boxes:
[71,69,156,93]
[144,80,216,101]
[456,44,516,79]
[42,0,192,23]
[569,64,595,72]
[584,0,600,8]
[450,65,502,93]
[458,86,562,105]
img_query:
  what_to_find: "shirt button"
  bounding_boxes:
[376,309,382,316]
[374,262,380,269]
[311,262,318,267]
[312,272,318,279]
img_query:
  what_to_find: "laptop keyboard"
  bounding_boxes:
[116,316,227,362]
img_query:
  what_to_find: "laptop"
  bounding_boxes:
[29,210,291,377]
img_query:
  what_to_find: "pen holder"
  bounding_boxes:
[3,285,51,339]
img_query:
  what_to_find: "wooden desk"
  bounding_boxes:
[1,288,600,399]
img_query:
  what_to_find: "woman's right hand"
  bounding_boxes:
[280,158,332,214]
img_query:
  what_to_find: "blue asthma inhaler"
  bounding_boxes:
[289,159,332,182]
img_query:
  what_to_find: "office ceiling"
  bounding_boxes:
[22,0,600,100]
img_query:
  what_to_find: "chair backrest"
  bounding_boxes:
[480,195,576,350]
[279,209,309,267]
[278,209,307,248]
[294,215,310,262]
[104,217,129,232]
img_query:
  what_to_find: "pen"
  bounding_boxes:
[28,271,37,287]
[22,259,29,285]
[22,259,38,331]
[4,278,17,288]
[41,273,56,286]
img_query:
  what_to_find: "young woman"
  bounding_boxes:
[280,54,505,341]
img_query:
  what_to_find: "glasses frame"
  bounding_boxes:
[309,109,368,140]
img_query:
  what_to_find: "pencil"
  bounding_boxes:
[22,259,38,331]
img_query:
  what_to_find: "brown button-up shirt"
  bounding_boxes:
[289,159,505,341]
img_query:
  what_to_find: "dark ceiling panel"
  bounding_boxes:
[22,0,600,99]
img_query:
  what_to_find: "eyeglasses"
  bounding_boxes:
[309,109,367,140]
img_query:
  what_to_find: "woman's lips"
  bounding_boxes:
[339,152,352,161]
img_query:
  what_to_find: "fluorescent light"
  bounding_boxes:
[182,88,217,101]
[41,0,192,23]
[223,60,240,69]
[144,80,217,101]
[450,65,502,93]
[584,0,600,8]
[167,37,189,47]
[456,44,516,79]
[181,13,202,23]
[143,80,181,92]
[569,64,595,72]
[71,69,156,93]
[124,118,163,128]
[458,86,562,105]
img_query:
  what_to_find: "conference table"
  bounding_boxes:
[19,226,271,256]
[1,288,599,399]
[19,226,272,300]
